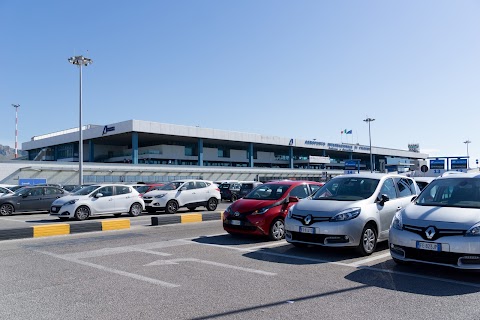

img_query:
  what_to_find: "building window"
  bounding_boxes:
[218,147,230,158]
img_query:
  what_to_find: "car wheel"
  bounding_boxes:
[74,206,90,221]
[269,219,285,241]
[165,200,178,214]
[357,224,377,256]
[231,194,238,202]
[146,207,156,214]
[187,206,197,211]
[206,198,218,211]
[128,202,143,217]
[0,204,14,216]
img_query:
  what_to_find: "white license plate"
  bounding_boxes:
[230,220,241,226]
[299,226,315,234]
[416,241,441,251]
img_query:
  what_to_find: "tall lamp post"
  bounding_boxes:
[68,55,93,185]
[464,139,471,169]
[363,117,375,172]
[11,104,20,158]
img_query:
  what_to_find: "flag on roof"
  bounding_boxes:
[341,129,353,134]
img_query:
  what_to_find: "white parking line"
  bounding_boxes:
[244,241,288,251]
[346,252,392,267]
[37,250,179,288]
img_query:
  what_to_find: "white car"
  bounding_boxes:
[50,184,145,221]
[142,180,220,214]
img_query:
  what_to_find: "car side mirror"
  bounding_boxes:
[288,196,299,203]
[95,193,104,198]
[377,194,389,205]
[22,194,28,198]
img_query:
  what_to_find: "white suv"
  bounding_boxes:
[143,180,220,214]
[50,184,145,221]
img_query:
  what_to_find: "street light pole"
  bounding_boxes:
[68,55,92,185]
[464,139,471,169]
[11,104,20,158]
[363,117,375,173]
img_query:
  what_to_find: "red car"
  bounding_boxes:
[223,180,323,240]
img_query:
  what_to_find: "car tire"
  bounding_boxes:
[231,194,238,202]
[187,206,197,211]
[74,206,90,221]
[357,223,377,256]
[206,198,218,211]
[0,203,14,216]
[128,202,143,217]
[269,219,285,241]
[165,200,179,214]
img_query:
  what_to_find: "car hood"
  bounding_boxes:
[52,195,86,205]
[143,190,176,197]
[230,199,281,213]
[402,204,480,228]
[292,199,370,217]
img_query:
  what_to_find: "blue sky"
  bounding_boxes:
[1,1,479,166]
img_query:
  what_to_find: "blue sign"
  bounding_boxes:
[429,159,445,170]
[344,160,359,171]
[451,159,467,169]
[102,125,115,135]
[18,178,47,186]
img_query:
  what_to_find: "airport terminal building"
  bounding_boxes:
[14,120,428,184]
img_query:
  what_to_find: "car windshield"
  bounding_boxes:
[158,181,184,191]
[9,185,25,192]
[133,185,150,193]
[243,184,290,200]
[416,178,480,208]
[73,185,101,196]
[13,188,30,196]
[312,177,380,201]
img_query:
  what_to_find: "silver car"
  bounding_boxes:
[285,173,420,255]
[389,173,480,269]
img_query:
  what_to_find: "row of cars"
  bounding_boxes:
[222,172,480,270]
[0,180,222,220]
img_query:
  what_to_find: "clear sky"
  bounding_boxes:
[1,1,479,166]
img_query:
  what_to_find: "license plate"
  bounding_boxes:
[230,220,241,226]
[51,207,58,213]
[416,241,441,251]
[299,226,315,234]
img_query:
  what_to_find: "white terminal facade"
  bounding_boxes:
[19,120,428,183]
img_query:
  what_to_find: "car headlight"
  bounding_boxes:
[65,199,78,206]
[287,205,295,219]
[330,208,361,222]
[465,222,480,236]
[154,194,166,199]
[252,207,269,215]
[391,210,403,230]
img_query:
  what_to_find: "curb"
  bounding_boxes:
[0,212,224,242]
[0,219,131,241]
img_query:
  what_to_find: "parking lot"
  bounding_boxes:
[0,220,478,319]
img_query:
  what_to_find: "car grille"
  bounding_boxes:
[400,245,462,265]
[290,214,330,225]
[223,218,256,231]
[403,224,465,241]
[289,231,344,244]
[143,199,153,204]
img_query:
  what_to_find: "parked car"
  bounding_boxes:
[131,183,165,196]
[284,173,420,255]
[413,177,435,191]
[0,186,69,215]
[223,180,324,240]
[50,184,145,221]
[220,182,242,201]
[0,185,16,197]
[237,181,263,199]
[142,180,221,214]
[389,173,480,269]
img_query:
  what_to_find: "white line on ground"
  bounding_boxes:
[346,252,392,267]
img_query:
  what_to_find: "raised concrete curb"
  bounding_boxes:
[0,219,131,241]
[151,212,222,226]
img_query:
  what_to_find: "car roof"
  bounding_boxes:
[434,172,480,181]
[333,173,412,180]
[260,180,322,186]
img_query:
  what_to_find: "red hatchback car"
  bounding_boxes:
[223,180,323,240]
